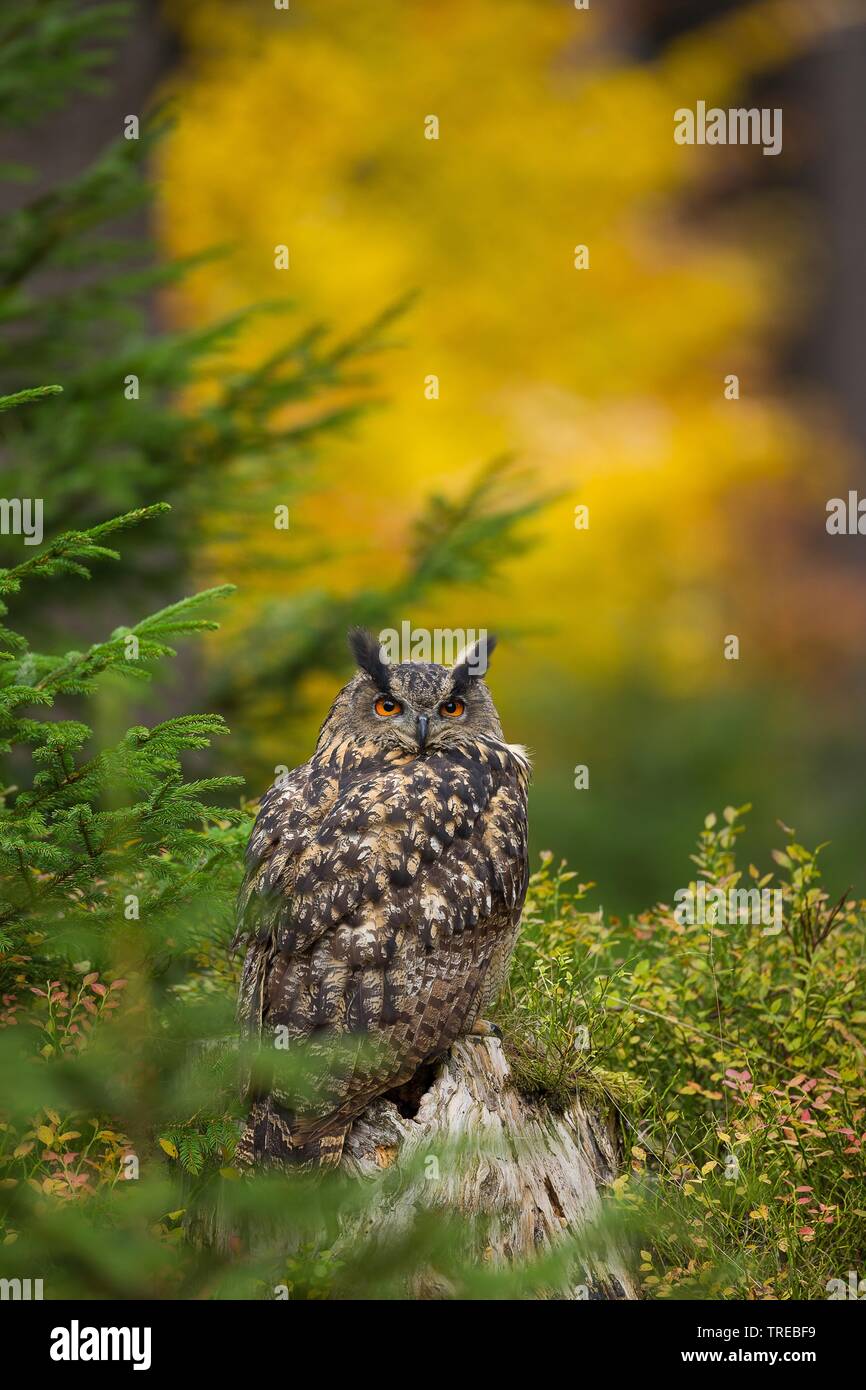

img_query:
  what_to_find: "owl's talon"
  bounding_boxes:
[469,1019,502,1039]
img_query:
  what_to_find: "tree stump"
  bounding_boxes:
[189,1034,637,1298]
[338,1036,638,1299]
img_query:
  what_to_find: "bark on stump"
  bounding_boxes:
[190,1035,637,1299]
[338,1035,637,1299]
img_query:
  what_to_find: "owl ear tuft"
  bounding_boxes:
[451,633,497,693]
[347,627,391,692]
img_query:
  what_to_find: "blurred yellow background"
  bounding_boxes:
[154,0,866,909]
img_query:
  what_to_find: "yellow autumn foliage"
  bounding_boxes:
[154,0,860,863]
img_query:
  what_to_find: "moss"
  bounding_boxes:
[498,1005,646,1112]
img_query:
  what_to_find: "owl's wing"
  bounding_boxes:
[233,759,338,1044]
[235,741,529,1148]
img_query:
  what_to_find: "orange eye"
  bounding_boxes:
[439,697,465,718]
[374,696,403,717]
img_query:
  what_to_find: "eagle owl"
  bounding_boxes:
[233,629,530,1167]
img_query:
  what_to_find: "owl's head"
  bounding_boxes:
[315,628,505,758]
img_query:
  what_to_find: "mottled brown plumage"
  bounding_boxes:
[233,630,530,1168]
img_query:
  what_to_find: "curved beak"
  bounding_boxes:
[416,713,429,752]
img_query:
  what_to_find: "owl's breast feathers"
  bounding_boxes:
[233,737,529,1164]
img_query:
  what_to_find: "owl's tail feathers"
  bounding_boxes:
[235,1097,347,1171]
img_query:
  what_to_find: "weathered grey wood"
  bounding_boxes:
[339,1036,637,1299]
[189,1034,637,1299]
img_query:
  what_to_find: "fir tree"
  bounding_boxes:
[0,387,247,981]
[0,0,406,629]
[0,0,544,763]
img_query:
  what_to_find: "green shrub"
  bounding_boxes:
[511,807,866,1299]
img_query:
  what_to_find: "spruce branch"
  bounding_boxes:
[0,504,171,596]
[0,383,62,412]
